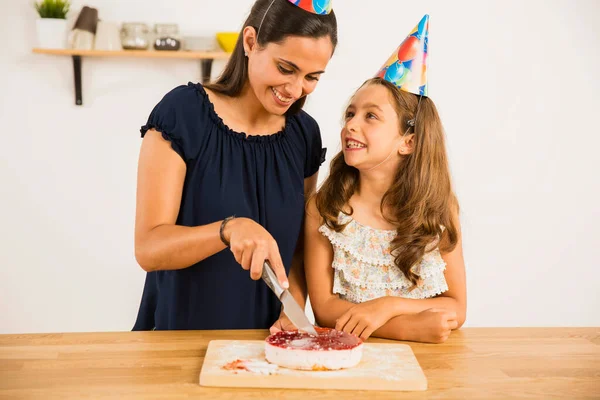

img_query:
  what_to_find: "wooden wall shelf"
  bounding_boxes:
[32,48,230,105]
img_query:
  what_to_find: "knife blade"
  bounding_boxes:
[261,261,318,335]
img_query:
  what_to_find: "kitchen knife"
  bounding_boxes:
[261,261,318,336]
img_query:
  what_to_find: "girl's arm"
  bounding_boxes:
[306,197,466,342]
[374,217,467,328]
[335,210,467,342]
[270,172,320,333]
[304,197,358,327]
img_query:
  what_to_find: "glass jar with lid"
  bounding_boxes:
[153,23,181,51]
[120,22,150,50]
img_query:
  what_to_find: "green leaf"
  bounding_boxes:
[34,0,71,19]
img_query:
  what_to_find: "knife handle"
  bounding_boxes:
[261,261,284,299]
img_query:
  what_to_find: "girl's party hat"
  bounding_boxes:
[375,14,429,97]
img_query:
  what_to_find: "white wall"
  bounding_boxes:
[1,0,599,334]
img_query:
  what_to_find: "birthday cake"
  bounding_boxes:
[264,327,363,370]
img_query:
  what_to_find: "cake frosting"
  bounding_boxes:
[265,327,363,370]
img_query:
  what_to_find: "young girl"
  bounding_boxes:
[304,15,466,343]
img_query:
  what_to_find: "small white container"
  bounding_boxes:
[94,21,122,51]
[36,18,68,49]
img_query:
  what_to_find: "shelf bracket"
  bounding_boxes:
[69,55,216,105]
[201,59,213,84]
[73,55,83,106]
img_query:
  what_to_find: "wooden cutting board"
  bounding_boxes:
[199,340,427,391]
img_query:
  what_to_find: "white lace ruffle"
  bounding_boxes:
[318,214,396,266]
[319,212,449,302]
[330,250,446,289]
[334,273,449,303]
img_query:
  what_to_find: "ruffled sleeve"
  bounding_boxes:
[140,83,206,162]
[318,214,396,266]
[406,249,449,298]
[318,214,449,302]
[295,111,327,178]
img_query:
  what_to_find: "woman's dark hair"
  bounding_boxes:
[204,0,338,115]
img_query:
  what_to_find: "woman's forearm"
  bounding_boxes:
[135,221,226,272]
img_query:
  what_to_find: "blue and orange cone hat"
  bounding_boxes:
[257,0,333,42]
[375,14,429,97]
[287,0,333,15]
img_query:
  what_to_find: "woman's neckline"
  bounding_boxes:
[192,82,291,143]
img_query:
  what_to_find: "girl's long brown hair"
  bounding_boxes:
[315,77,459,287]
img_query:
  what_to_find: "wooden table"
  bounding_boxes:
[1,328,598,399]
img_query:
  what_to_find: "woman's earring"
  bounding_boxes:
[244,51,248,57]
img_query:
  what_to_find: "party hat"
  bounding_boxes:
[375,14,429,96]
[287,0,333,15]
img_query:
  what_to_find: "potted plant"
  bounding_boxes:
[34,0,71,49]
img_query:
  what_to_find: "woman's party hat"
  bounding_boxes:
[375,14,429,96]
[287,0,333,15]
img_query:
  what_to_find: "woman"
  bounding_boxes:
[132,0,338,331]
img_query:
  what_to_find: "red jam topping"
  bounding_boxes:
[266,327,362,350]
[222,359,248,371]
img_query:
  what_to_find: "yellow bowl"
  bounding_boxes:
[216,32,239,53]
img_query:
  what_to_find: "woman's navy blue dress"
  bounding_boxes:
[132,82,326,330]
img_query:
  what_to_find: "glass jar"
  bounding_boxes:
[153,23,181,51]
[120,23,149,50]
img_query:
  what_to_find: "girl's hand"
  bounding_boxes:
[269,314,297,334]
[335,297,393,340]
[409,308,458,343]
[223,217,289,288]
